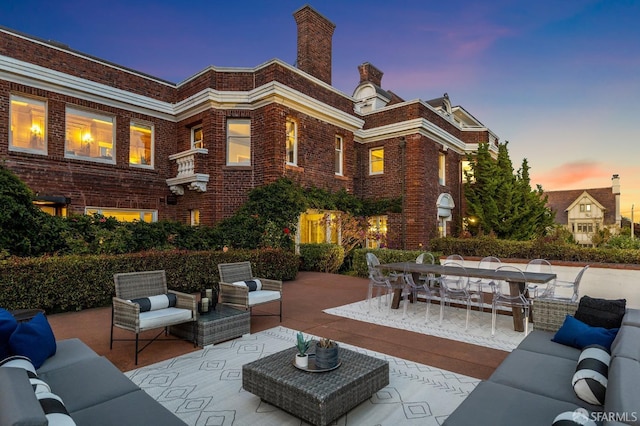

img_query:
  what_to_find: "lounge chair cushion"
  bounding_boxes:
[129,294,177,312]
[609,325,640,361]
[8,313,57,368]
[248,290,281,306]
[138,307,192,329]
[572,345,610,406]
[232,280,263,291]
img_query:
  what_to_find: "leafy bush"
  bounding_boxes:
[299,244,345,273]
[352,248,442,277]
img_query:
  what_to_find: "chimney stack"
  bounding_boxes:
[358,62,384,86]
[293,5,335,85]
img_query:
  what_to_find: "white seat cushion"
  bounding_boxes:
[248,290,281,307]
[139,307,192,330]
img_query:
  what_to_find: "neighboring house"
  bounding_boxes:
[0,5,499,250]
[545,174,622,245]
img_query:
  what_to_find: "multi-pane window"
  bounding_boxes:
[576,223,594,233]
[10,95,47,154]
[226,119,251,165]
[85,207,156,223]
[369,147,384,175]
[579,203,592,212]
[286,118,297,165]
[129,122,153,167]
[192,125,203,149]
[65,107,115,163]
[438,151,446,185]
[367,215,388,248]
[335,135,343,175]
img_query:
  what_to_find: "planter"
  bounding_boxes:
[295,354,309,368]
[314,342,339,369]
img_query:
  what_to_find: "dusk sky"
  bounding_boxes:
[2,1,639,217]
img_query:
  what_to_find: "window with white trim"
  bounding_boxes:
[10,95,47,154]
[369,147,384,175]
[129,122,153,167]
[286,118,297,165]
[85,207,156,222]
[226,119,251,165]
[335,135,343,175]
[191,125,203,149]
[65,107,115,163]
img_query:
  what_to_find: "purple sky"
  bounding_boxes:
[2,0,639,216]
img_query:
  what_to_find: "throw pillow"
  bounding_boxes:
[0,355,51,394]
[552,315,619,351]
[232,279,263,292]
[574,296,626,329]
[36,391,77,425]
[8,312,57,369]
[572,344,610,406]
[552,409,597,425]
[129,293,177,312]
[1,308,19,359]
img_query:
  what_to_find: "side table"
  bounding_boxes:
[170,304,250,347]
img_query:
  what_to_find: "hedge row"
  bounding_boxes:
[351,248,442,278]
[0,248,299,314]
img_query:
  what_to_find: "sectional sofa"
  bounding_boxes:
[0,337,185,425]
[444,298,640,426]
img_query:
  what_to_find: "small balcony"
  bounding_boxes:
[166,148,209,195]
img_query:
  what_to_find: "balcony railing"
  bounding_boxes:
[166,148,209,195]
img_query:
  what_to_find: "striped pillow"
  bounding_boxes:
[552,409,596,425]
[0,355,51,394]
[572,344,610,405]
[37,391,76,425]
[232,279,262,292]
[129,293,177,312]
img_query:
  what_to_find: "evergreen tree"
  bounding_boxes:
[464,142,554,240]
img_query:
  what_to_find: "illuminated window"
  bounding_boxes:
[190,209,200,226]
[192,125,203,149]
[286,118,297,165]
[299,210,339,244]
[438,151,446,185]
[85,207,156,222]
[369,147,384,175]
[65,107,115,163]
[579,203,592,212]
[10,95,47,154]
[335,135,343,175]
[129,122,153,167]
[462,160,474,183]
[367,215,388,248]
[227,119,251,165]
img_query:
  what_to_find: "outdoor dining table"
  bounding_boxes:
[377,262,557,332]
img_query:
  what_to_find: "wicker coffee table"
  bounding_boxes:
[170,304,250,347]
[242,344,389,426]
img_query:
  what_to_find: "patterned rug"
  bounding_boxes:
[324,297,527,352]
[126,326,478,426]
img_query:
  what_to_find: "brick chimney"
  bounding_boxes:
[358,62,384,86]
[293,5,335,85]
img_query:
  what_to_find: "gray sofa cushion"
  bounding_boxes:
[610,325,640,361]
[517,330,581,361]
[443,381,585,426]
[37,338,98,374]
[39,356,139,413]
[489,349,603,412]
[621,308,640,327]
[70,389,186,426]
[604,356,640,426]
[0,367,47,426]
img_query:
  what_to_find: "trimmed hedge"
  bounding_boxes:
[299,243,345,273]
[0,248,298,313]
[352,248,442,278]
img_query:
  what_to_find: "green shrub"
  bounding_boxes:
[352,248,442,277]
[299,243,345,273]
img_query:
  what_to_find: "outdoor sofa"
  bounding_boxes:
[444,297,640,426]
[1,310,185,425]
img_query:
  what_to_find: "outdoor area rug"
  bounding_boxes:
[126,326,478,426]
[324,297,527,352]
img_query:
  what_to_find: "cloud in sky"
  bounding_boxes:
[533,161,611,190]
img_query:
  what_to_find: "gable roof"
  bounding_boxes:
[545,187,617,225]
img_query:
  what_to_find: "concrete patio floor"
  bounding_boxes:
[47,271,508,379]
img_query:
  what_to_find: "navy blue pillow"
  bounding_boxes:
[0,308,19,359]
[552,314,619,351]
[8,312,56,369]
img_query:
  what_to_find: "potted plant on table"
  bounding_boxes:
[295,331,312,368]
[315,337,339,369]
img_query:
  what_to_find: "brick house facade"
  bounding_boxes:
[0,5,498,249]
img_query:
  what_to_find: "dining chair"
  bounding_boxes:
[524,259,554,299]
[438,262,481,329]
[469,256,501,311]
[489,265,531,336]
[538,265,590,302]
[415,252,437,285]
[401,264,439,322]
[365,252,405,313]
